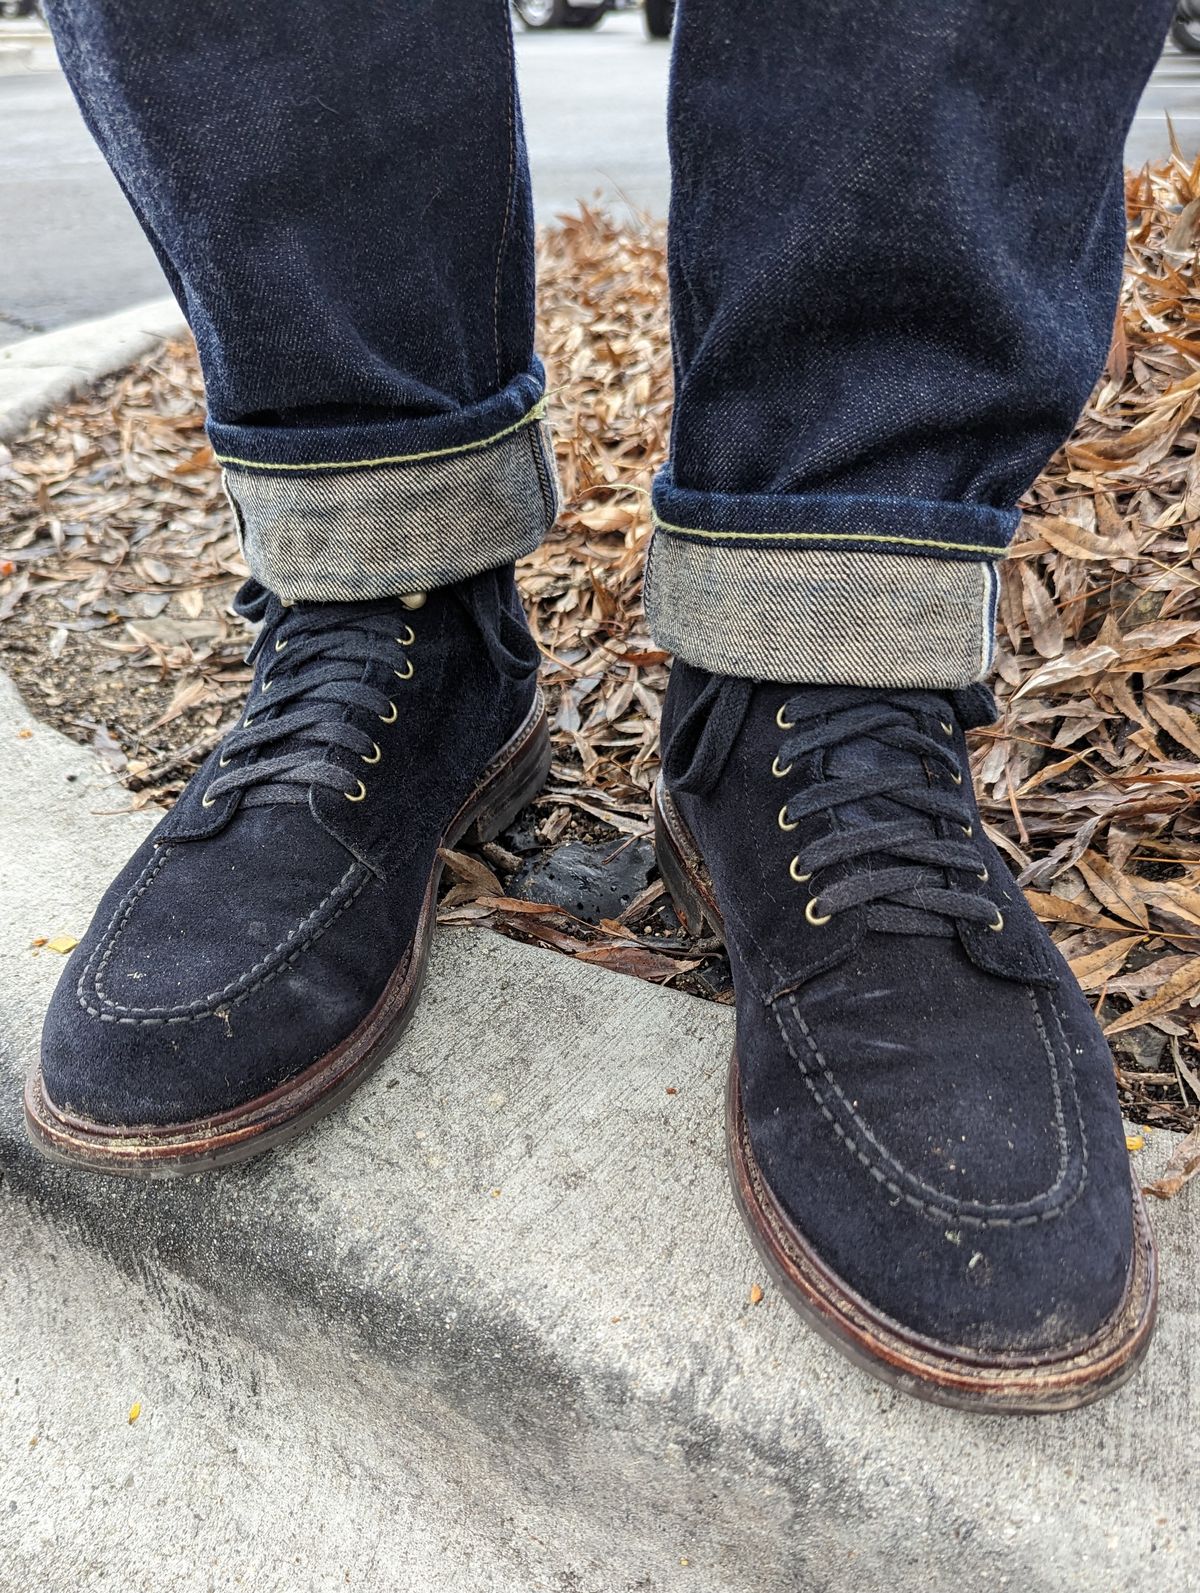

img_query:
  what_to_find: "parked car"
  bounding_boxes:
[1173,0,1200,51]
[512,0,670,35]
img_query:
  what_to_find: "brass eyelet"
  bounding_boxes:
[362,741,381,765]
[775,705,796,731]
[396,625,415,648]
[400,592,427,611]
[218,753,231,768]
[976,866,989,883]
[379,700,398,725]
[949,770,963,786]
[274,637,288,653]
[771,756,794,779]
[805,898,832,927]
[261,677,273,694]
[778,805,798,833]
[940,720,954,737]
[394,659,414,682]
[345,780,367,803]
[961,822,973,838]
[201,789,217,809]
[244,713,254,728]
[989,911,1004,933]
[788,856,811,884]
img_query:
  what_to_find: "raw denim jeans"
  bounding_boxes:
[45,0,1173,687]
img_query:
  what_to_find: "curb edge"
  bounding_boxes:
[0,296,188,443]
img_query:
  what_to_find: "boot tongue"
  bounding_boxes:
[801,686,957,937]
[812,687,934,832]
[234,576,423,636]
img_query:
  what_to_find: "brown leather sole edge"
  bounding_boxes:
[24,694,553,1180]
[653,778,1159,1413]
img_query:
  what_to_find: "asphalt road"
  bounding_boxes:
[1,11,1198,347]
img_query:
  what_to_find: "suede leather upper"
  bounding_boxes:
[40,567,538,1127]
[662,662,1136,1357]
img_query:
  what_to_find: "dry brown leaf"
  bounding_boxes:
[438,848,504,898]
[1076,853,1152,929]
[1143,693,1200,761]
[1141,1123,1200,1200]
[1011,643,1121,698]
[1017,562,1065,658]
[1134,878,1200,929]
[1105,960,1200,1035]
[1067,935,1145,992]
[574,944,699,981]
[1029,515,1117,562]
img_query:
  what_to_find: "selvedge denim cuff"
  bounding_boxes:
[209,369,559,603]
[645,470,1012,690]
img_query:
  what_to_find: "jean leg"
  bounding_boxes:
[648,0,1174,688]
[43,0,557,602]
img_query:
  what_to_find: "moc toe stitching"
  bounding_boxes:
[76,846,368,1025]
[772,984,1089,1231]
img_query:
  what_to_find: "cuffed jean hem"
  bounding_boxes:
[645,478,1011,689]
[209,370,559,603]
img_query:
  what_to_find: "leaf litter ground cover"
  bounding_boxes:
[2,176,1199,1169]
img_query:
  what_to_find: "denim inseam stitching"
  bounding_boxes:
[77,846,369,1025]
[773,985,1089,1230]
[214,398,547,472]
[492,3,519,389]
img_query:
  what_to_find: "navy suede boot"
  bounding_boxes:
[29,565,549,1175]
[655,662,1157,1412]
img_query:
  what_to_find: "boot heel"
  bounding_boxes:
[465,711,553,845]
[654,784,721,940]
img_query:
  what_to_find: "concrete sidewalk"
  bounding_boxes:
[0,669,1196,1592]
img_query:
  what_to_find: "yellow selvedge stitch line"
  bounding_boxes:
[215,397,548,472]
[651,510,1009,559]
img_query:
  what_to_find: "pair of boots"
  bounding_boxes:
[28,566,1156,1412]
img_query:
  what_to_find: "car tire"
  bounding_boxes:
[514,0,605,28]
[644,0,674,38]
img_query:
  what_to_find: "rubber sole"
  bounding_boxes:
[24,696,553,1179]
[653,778,1159,1413]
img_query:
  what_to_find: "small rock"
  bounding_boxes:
[1114,1025,1169,1071]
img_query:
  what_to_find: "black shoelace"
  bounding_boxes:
[772,687,1001,931]
[669,675,1001,934]
[201,584,418,811]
